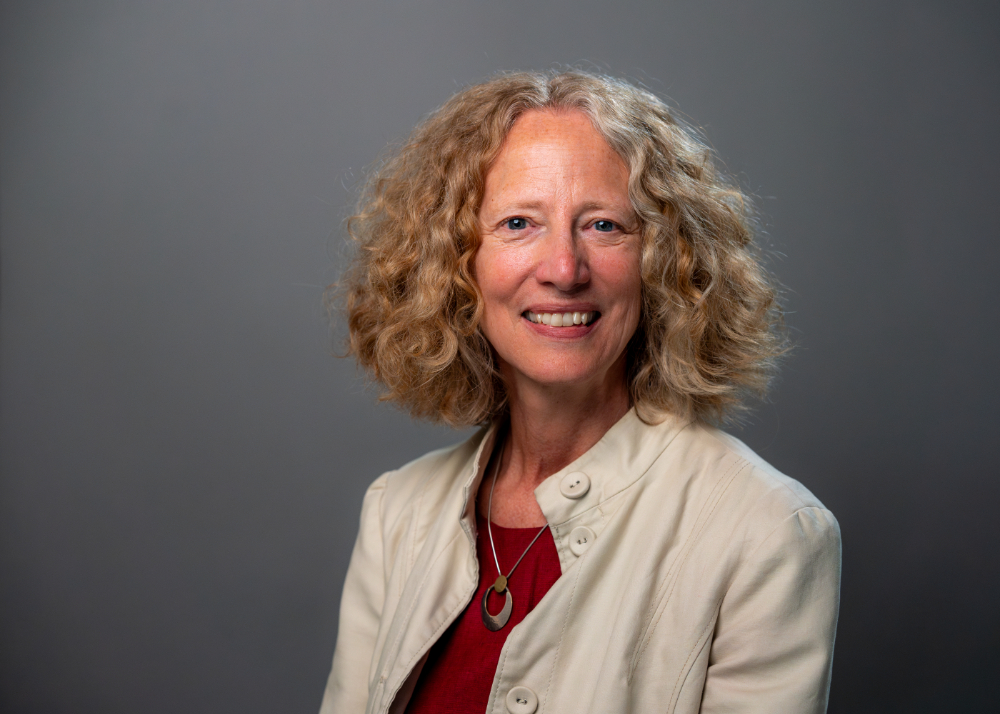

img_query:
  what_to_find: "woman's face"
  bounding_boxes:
[475,109,642,396]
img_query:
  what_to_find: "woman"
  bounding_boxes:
[320,71,840,714]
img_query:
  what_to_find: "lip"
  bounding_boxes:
[521,307,601,337]
[523,303,599,314]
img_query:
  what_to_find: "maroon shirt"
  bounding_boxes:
[405,514,562,714]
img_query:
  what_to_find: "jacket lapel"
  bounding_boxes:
[373,424,498,713]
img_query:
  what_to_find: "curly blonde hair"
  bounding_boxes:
[337,70,784,427]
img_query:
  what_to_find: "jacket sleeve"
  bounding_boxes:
[319,472,389,714]
[700,506,842,714]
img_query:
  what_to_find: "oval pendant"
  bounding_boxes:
[481,583,513,631]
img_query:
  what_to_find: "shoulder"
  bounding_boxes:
[359,426,490,530]
[704,423,828,509]
[644,419,839,557]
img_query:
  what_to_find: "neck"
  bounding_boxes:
[500,359,631,491]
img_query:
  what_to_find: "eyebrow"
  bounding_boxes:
[484,200,631,215]
[577,200,627,213]
[485,200,546,213]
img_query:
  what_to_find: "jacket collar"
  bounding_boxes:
[533,408,690,526]
[457,408,691,531]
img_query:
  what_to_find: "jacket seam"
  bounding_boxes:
[668,598,721,712]
[736,506,833,572]
[629,458,750,679]
[378,527,466,713]
[727,470,813,567]
[403,489,425,597]
[540,559,583,713]
[370,473,390,690]
[490,636,512,714]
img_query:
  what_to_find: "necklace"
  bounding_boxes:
[481,437,550,632]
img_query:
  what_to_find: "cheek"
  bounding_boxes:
[601,253,643,346]
[474,248,497,299]
[475,251,516,339]
[476,245,533,308]
[600,251,643,307]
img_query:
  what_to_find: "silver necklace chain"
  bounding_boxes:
[482,435,550,631]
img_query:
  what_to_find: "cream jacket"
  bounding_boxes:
[320,410,841,714]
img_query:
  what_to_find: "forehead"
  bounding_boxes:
[484,109,629,199]
[499,108,620,163]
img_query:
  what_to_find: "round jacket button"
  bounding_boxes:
[559,471,590,499]
[569,526,596,556]
[506,686,538,714]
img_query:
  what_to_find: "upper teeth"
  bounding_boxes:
[526,311,596,327]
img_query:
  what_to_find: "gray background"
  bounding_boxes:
[2,1,998,712]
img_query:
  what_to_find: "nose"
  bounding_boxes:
[534,226,590,291]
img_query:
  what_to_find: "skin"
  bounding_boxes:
[475,108,642,528]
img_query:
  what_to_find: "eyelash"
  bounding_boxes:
[503,218,620,232]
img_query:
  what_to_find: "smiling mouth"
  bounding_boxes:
[524,311,599,327]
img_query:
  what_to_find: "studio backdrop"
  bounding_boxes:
[1,1,998,712]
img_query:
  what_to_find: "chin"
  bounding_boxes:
[519,360,613,389]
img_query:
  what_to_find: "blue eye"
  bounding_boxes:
[506,217,528,230]
[594,220,616,232]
